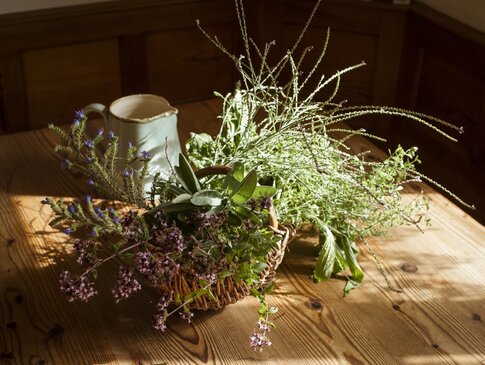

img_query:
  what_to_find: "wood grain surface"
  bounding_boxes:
[0,99,484,365]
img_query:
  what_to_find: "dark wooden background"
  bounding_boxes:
[0,0,483,222]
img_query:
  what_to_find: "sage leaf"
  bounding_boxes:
[251,185,278,199]
[313,225,336,282]
[172,193,192,204]
[223,175,241,196]
[233,205,260,223]
[231,162,245,181]
[231,169,257,205]
[191,190,223,206]
[174,153,201,194]
[160,202,195,213]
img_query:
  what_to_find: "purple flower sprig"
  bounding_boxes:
[112,266,141,303]
[249,305,276,352]
[48,110,148,206]
[59,239,147,305]
[59,270,97,302]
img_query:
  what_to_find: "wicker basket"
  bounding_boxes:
[156,165,296,311]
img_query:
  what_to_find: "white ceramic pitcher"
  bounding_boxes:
[84,94,181,193]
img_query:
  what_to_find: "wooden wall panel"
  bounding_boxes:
[414,48,484,159]
[389,3,485,223]
[146,23,235,104]
[284,24,376,105]
[276,0,408,130]
[23,39,122,128]
[0,0,237,132]
[397,3,485,163]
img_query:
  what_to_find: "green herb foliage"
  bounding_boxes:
[188,0,471,293]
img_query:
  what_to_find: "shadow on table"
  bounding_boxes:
[2,200,484,365]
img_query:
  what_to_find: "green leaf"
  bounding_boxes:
[160,202,195,213]
[227,212,243,226]
[231,169,257,205]
[233,205,260,223]
[172,193,192,204]
[231,162,245,181]
[218,270,234,278]
[167,184,187,196]
[313,225,336,282]
[343,279,361,296]
[191,190,223,206]
[174,154,201,194]
[341,236,364,296]
[223,175,241,196]
[252,262,267,274]
[268,306,278,314]
[251,185,278,199]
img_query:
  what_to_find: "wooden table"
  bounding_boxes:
[1,100,484,365]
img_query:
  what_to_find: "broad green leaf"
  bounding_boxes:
[172,193,192,204]
[231,162,245,181]
[227,212,243,226]
[341,236,364,296]
[233,205,260,223]
[332,250,346,274]
[251,185,278,199]
[231,170,257,205]
[191,190,223,206]
[313,225,336,282]
[223,175,241,196]
[176,212,191,223]
[160,202,195,213]
[174,154,201,194]
[167,184,186,196]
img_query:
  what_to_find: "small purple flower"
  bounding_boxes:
[94,208,104,219]
[87,178,95,186]
[41,197,51,205]
[64,228,72,235]
[72,119,80,126]
[250,332,271,352]
[153,314,167,331]
[141,151,150,160]
[134,251,179,287]
[107,207,115,216]
[97,128,104,136]
[91,228,98,238]
[157,292,173,311]
[68,204,77,214]
[61,158,71,169]
[84,195,92,204]
[151,221,184,253]
[85,156,93,164]
[84,140,94,149]
[179,310,194,323]
[112,267,141,303]
[108,130,115,140]
[123,168,134,178]
[75,110,85,120]
[112,216,119,224]
[73,239,97,267]
[127,141,133,149]
[59,271,97,302]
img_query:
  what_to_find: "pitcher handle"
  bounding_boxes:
[83,103,109,154]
